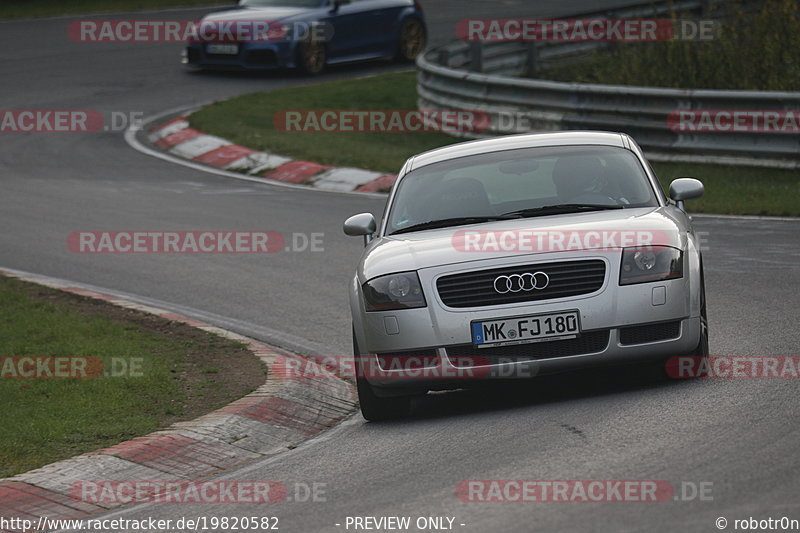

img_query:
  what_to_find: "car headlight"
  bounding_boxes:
[363,272,426,311]
[619,246,683,285]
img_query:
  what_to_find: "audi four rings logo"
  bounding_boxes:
[493,272,550,294]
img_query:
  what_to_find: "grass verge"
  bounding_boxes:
[189,71,799,216]
[0,275,265,478]
[189,72,460,174]
[0,1,224,20]
[651,162,800,217]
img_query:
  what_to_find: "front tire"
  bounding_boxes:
[691,264,710,363]
[353,329,413,421]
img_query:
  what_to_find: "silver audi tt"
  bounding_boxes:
[344,131,708,420]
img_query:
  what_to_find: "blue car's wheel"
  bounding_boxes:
[395,18,426,62]
[297,38,326,75]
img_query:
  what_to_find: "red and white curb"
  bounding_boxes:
[0,269,356,526]
[148,117,399,193]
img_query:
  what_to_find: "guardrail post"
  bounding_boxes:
[469,42,483,73]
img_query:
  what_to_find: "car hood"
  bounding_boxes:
[360,207,689,280]
[201,6,311,23]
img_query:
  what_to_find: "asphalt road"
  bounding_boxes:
[1,2,799,532]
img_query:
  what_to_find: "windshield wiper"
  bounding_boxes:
[391,216,502,235]
[498,203,624,219]
[390,205,624,235]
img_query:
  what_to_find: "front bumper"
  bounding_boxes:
[354,252,702,391]
[183,41,296,70]
[360,317,700,392]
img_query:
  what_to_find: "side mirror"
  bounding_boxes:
[669,178,704,212]
[343,213,377,245]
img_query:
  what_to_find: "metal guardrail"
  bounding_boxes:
[417,1,800,168]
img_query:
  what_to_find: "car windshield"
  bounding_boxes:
[386,145,659,235]
[239,0,323,7]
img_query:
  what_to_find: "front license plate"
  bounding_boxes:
[472,311,581,348]
[207,43,239,55]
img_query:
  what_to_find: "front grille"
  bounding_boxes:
[619,321,681,345]
[436,260,606,308]
[446,330,610,364]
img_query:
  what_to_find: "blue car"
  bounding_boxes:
[183,0,426,74]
